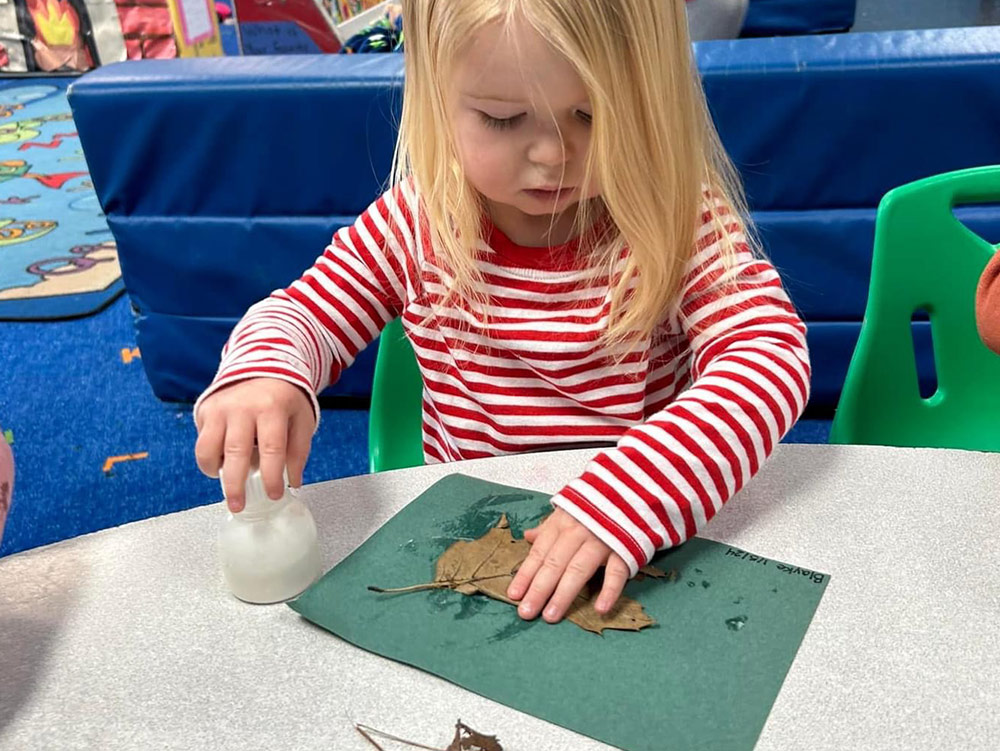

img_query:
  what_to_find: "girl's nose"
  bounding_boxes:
[528,129,572,169]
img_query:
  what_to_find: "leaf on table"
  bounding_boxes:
[445,720,503,751]
[432,513,530,601]
[353,720,503,751]
[370,514,660,636]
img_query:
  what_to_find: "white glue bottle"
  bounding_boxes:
[218,452,323,604]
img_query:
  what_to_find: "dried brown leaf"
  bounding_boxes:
[353,720,502,751]
[373,514,657,636]
[433,514,530,601]
[445,720,503,751]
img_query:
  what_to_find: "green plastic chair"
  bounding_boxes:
[368,317,424,472]
[829,166,1000,451]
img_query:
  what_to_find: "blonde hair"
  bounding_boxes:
[392,0,753,347]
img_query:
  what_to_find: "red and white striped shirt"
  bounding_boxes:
[199,182,810,574]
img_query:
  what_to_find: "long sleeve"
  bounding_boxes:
[550,210,811,575]
[193,186,417,424]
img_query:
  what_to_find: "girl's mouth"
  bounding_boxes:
[525,186,576,202]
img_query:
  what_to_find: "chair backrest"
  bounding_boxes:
[829,166,1000,450]
[368,318,424,472]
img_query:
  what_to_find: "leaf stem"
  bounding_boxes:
[367,572,510,595]
[354,723,444,751]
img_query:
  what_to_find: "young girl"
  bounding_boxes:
[195,0,810,625]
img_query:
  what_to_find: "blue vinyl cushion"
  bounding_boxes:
[69,27,1000,407]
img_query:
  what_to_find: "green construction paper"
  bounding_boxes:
[290,474,829,751]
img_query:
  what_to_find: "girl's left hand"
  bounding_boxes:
[506,508,631,623]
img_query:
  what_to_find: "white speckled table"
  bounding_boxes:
[1,444,999,750]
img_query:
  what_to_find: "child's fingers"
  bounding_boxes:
[515,532,586,621]
[541,539,607,623]
[194,417,225,478]
[285,410,313,488]
[507,523,556,601]
[522,512,553,544]
[220,414,256,512]
[595,554,630,614]
[508,513,567,599]
[256,412,289,501]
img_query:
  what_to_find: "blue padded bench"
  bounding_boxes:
[69,27,1000,410]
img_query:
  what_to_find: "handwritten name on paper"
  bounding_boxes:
[725,546,771,565]
[725,546,826,585]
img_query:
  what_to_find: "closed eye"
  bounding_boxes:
[478,111,526,131]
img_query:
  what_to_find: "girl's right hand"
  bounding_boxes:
[194,378,315,512]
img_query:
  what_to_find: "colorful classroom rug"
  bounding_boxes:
[0,77,122,320]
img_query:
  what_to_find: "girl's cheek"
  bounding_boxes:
[464,145,513,190]
[475,149,508,177]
